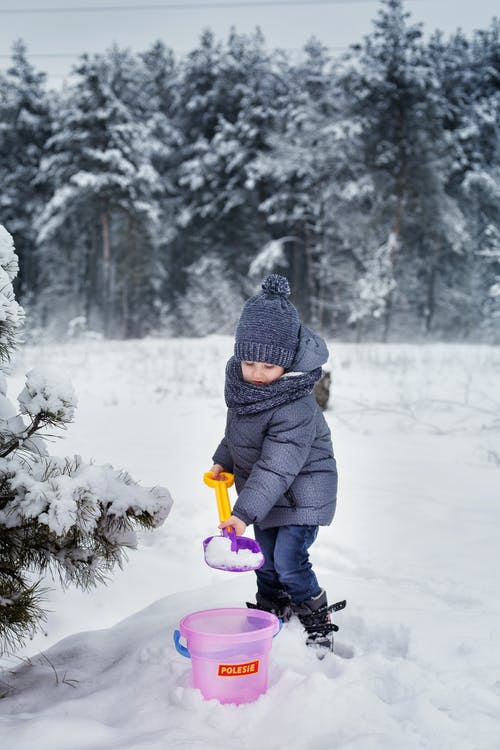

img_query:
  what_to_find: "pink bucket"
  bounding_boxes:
[174,608,280,704]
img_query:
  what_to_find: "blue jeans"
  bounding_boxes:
[253,524,321,605]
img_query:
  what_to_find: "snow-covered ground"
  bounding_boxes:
[1,337,499,749]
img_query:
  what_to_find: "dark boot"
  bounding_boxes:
[246,592,293,622]
[293,590,346,653]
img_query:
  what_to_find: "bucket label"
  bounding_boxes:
[217,660,260,677]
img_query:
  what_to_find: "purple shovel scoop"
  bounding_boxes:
[203,471,264,572]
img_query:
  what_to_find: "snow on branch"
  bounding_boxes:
[348,234,397,324]
[249,238,291,278]
[18,368,77,424]
[0,453,172,541]
[0,226,24,361]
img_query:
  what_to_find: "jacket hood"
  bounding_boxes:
[289,324,329,372]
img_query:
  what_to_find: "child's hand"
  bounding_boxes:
[210,464,224,478]
[219,515,247,536]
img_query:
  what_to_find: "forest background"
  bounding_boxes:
[1,0,499,343]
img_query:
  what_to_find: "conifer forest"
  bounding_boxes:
[1,0,499,342]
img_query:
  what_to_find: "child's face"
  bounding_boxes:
[241,361,285,386]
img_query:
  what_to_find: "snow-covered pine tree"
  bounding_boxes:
[248,38,334,324]
[177,254,244,336]
[174,28,284,312]
[341,0,460,339]
[35,46,165,337]
[424,19,500,338]
[0,225,172,655]
[139,41,185,325]
[463,169,500,340]
[0,41,52,303]
[451,21,500,337]
[249,37,369,329]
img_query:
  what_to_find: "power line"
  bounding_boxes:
[0,53,79,59]
[0,0,416,15]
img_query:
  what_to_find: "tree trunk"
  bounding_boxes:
[424,264,436,333]
[122,216,134,338]
[101,208,111,336]
[383,153,406,342]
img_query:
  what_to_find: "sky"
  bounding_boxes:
[0,0,499,88]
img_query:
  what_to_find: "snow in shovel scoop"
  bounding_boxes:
[204,534,264,570]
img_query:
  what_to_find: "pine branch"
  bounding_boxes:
[0,414,43,459]
[0,573,47,656]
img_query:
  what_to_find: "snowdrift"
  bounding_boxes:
[1,337,499,749]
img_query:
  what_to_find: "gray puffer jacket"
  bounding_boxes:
[212,326,337,530]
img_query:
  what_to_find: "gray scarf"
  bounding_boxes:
[224,356,322,415]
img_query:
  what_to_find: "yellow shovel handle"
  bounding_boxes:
[203,471,235,523]
[214,482,232,522]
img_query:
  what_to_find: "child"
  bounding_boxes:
[209,274,343,651]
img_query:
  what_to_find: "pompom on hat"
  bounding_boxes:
[234,274,300,369]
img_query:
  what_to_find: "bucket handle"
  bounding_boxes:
[173,629,190,658]
[275,619,283,637]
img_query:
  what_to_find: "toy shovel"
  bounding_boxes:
[203,471,264,572]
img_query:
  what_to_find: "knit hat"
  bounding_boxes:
[234,274,300,369]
